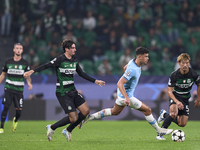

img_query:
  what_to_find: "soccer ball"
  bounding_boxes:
[171,129,185,142]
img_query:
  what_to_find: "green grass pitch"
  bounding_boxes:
[0,120,200,150]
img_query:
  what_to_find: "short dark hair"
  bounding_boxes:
[14,43,22,48]
[135,47,149,56]
[61,39,75,52]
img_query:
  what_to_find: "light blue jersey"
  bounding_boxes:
[117,59,141,98]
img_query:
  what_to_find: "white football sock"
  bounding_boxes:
[145,114,160,131]
[90,108,112,120]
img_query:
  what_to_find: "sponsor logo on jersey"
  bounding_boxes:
[175,82,194,88]
[15,65,17,69]
[183,80,186,83]
[70,64,72,67]
[7,69,24,75]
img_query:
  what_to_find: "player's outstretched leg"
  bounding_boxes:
[11,117,18,133]
[62,129,72,141]
[46,124,54,141]
[157,109,167,124]
[78,108,112,129]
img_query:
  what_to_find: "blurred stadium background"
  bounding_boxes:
[0,0,200,120]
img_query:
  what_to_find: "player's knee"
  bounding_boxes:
[179,123,186,127]
[170,112,177,119]
[69,115,78,123]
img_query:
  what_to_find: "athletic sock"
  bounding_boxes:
[91,108,112,120]
[164,113,169,118]
[161,116,174,128]
[145,114,160,131]
[67,112,85,133]
[51,116,70,130]
[15,110,21,122]
[173,117,178,125]
[1,106,9,128]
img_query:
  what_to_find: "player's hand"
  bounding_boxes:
[124,98,130,106]
[28,84,33,90]
[194,99,200,108]
[24,70,34,78]
[176,101,184,110]
[95,80,105,87]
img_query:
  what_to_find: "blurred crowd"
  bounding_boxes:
[1,0,200,75]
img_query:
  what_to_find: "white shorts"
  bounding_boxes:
[115,96,142,109]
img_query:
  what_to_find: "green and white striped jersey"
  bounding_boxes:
[168,68,200,100]
[34,54,95,96]
[2,58,30,94]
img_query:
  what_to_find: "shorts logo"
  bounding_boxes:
[3,98,6,102]
[68,106,72,110]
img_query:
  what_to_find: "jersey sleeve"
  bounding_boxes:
[2,61,7,72]
[122,68,136,81]
[168,74,175,87]
[76,63,95,83]
[193,71,200,85]
[34,57,61,72]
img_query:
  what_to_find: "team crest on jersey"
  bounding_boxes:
[183,80,186,83]
[73,63,76,67]
[187,79,191,83]
[126,71,131,76]
[15,65,17,69]
[19,65,22,70]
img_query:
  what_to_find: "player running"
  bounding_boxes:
[0,43,32,133]
[79,47,173,139]
[24,39,105,141]
[157,53,200,140]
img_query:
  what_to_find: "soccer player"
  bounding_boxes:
[157,53,200,140]
[0,43,32,133]
[23,39,105,141]
[79,47,173,139]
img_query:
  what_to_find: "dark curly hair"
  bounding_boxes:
[61,39,75,53]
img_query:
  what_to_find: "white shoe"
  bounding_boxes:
[46,124,54,141]
[78,114,91,129]
[158,109,167,124]
[62,129,72,141]
[158,128,173,136]
[156,135,166,140]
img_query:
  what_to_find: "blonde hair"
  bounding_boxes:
[177,53,190,63]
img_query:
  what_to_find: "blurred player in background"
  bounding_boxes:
[157,53,200,140]
[24,39,105,141]
[0,43,32,133]
[79,47,173,139]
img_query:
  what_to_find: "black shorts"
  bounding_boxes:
[169,99,189,116]
[56,90,85,114]
[3,91,24,109]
